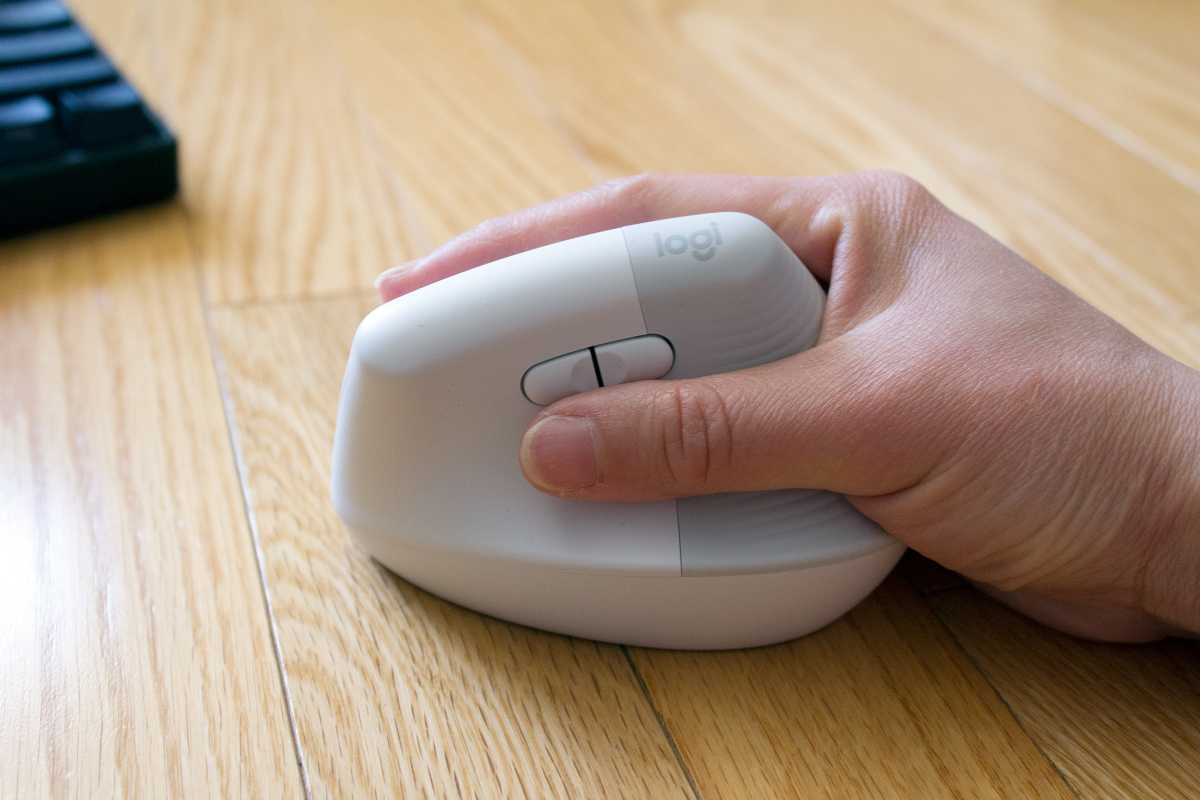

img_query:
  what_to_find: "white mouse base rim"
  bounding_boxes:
[356,534,905,650]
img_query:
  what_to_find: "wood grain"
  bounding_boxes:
[632,577,1074,799]
[210,295,695,798]
[891,0,1200,191]
[0,211,299,797]
[931,588,1200,799]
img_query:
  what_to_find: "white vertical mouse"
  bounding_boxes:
[331,213,904,649]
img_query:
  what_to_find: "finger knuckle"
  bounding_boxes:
[861,170,932,210]
[841,170,944,257]
[650,382,735,490]
[599,173,663,211]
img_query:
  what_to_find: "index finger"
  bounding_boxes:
[377,173,847,301]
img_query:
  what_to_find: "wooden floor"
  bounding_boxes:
[3,1,1199,797]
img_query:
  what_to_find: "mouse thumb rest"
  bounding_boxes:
[331,212,903,649]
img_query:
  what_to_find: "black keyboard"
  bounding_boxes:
[0,0,176,237]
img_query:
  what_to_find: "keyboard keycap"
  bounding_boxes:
[60,80,151,146]
[0,54,113,98]
[0,1,69,33]
[0,93,60,163]
[0,2,177,238]
[0,26,92,66]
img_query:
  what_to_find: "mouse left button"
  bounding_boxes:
[522,349,600,405]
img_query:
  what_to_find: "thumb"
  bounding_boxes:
[518,337,922,501]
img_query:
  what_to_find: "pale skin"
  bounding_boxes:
[378,172,1200,643]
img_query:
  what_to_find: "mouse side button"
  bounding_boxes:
[595,335,674,386]
[522,348,600,405]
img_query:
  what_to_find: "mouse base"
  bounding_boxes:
[359,536,905,650]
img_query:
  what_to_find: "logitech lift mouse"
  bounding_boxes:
[331,212,904,649]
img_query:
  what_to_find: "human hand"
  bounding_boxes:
[377,172,1200,642]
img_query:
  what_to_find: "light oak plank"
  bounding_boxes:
[891,0,1200,191]
[0,211,300,798]
[932,588,1200,799]
[631,576,1074,799]
[210,295,696,798]
[323,1,598,244]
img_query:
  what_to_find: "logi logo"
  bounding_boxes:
[653,221,723,262]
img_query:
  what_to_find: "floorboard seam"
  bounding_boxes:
[188,220,314,800]
[916,582,1083,800]
[621,647,704,800]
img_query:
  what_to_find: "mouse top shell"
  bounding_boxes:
[332,212,895,582]
[350,211,819,380]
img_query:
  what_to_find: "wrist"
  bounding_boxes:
[1138,359,1200,635]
